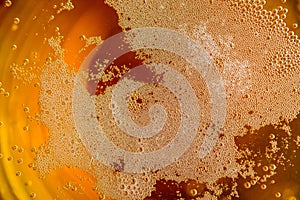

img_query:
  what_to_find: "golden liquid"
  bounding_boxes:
[0,0,300,199]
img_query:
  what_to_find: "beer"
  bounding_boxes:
[0,0,300,199]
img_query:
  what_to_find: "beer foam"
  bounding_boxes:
[36,1,300,199]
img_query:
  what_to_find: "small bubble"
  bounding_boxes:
[263,165,269,172]
[3,92,10,97]
[12,145,18,151]
[0,153,3,159]
[16,171,21,176]
[17,158,23,164]
[24,107,30,112]
[250,180,256,185]
[18,147,24,153]
[23,58,29,65]
[292,23,298,29]
[269,164,277,171]
[31,147,37,153]
[269,133,275,140]
[0,121,3,127]
[23,125,29,131]
[49,15,55,21]
[54,27,60,32]
[28,163,34,168]
[143,177,148,182]
[11,44,17,50]
[30,192,36,199]
[280,14,287,19]
[13,17,20,24]
[244,182,251,189]
[46,57,52,63]
[130,178,136,184]
[7,156,13,161]
[190,188,198,196]
[0,88,4,94]
[4,0,12,7]
[80,35,87,41]
[34,82,40,87]
[260,184,267,190]
[275,192,281,198]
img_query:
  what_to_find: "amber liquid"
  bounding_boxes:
[0,0,300,199]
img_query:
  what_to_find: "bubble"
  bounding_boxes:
[292,23,298,29]
[3,92,10,97]
[24,107,30,112]
[269,133,276,140]
[23,58,30,65]
[30,147,37,153]
[262,165,269,172]
[11,44,17,50]
[23,125,29,131]
[269,164,277,171]
[17,158,23,164]
[4,0,12,7]
[49,15,55,21]
[80,35,86,40]
[28,163,34,168]
[11,145,18,151]
[260,184,267,190]
[15,171,22,176]
[13,17,20,24]
[29,192,36,199]
[130,179,136,184]
[244,182,251,189]
[18,147,24,153]
[275,192,282,198]
[190,188,198,196]
[250,179,256,185]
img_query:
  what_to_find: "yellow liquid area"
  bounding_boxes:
[0,0,300,199]
[0,0,116,199]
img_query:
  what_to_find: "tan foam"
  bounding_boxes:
[35,1,300,199]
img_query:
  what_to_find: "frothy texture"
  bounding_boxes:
[35,0,300,199]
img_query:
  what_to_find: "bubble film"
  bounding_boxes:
[1,0,300,199]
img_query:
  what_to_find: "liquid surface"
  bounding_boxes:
[0,0,300,199]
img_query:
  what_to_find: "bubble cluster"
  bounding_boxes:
[25,0,300,199]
